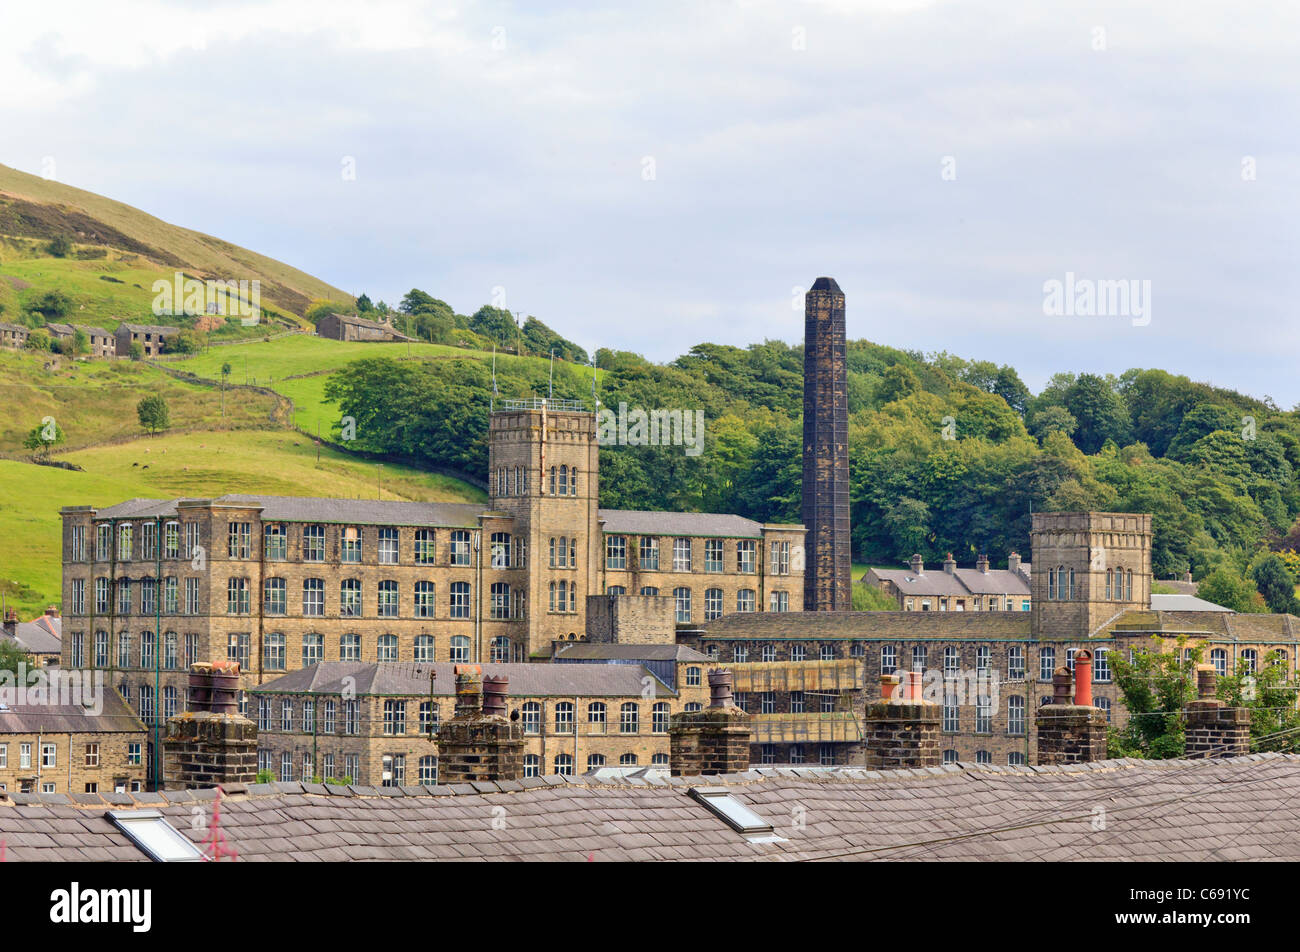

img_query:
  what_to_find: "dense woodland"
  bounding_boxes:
[325,311,1300,615]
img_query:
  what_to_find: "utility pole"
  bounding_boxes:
[377,463,383,500]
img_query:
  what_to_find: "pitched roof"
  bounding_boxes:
[85,495,486,528]
[552,643,711,662]
[0,682,145,735]
[2,754,1296,861]
[251,661,675,698]
[1107,608,1300,641]
[118,323,180,334]
[867,565,1030,597]
[1149,593,1231,613]
[699,610,1033,641]
[599,509,766,538]
[5,613,61,654]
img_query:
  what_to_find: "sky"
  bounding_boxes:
[3,0,1298,403]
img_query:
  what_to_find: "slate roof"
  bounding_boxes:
[599,509,779,538]
[250,661,675,698]
[1107,609,1300,642]
[867,565,1030,597]
[1,754,1296,861]
[3,613,61,655]
[552,643,711,662]
[699,611,1034,641]
[83,496,486,528]
[0,683,145,735]
[1149,593,1231,613]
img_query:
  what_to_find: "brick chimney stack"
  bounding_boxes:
[909,554,924,576]
[669,669,752,776]
[1185,664,1251,758]
[437,665,525,783]
[864,670,941,769]
[976,553,990,574]
[943,553,956,575]
[2,609,16,636]
[1008,551,1022,576]
[1035,650,1108,765]
[163,661,258,789]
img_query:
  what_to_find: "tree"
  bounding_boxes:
[46,235,73,257]
[27,290,72,320]
[137,394,171,435]
[128,341,144,361]
[1062,373,1131,453]
[355,293,374,313]
[1029,405,1078,441]
[162,330,202,355]
[1251,554,1299,614]
[1108,639,1199,758]
[23,328,52,351]
[71,328,89,357]
[305,299,351,326]
[1196,567,1262,613]
[22,419,65,459]
[0,640,33,678]
[1218,649,1300,752]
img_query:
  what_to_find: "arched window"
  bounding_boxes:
[1048,568,1058,600]
[549,466,557,496]
[554,753,573,776]
[1105,569,1113,599]
[619,753,638,766]
[588,702,607,732]
[651,753,668,766]
[1068,568,1076,600]
[569,467,579,496]
[340,633,361,661]
[1125,569,1133,600]
[1240,649,1257,674]
[489,636,511,664]
[413,635,435,663]
[619,702,639,734]
[521,702,541,734]
[555,701,575,734]
[490,582,511,619]
[449,581,470,619]
[449,635,470,663]
[1210,648,1227,676]
[414,581,435,618]
[586,754,605,772]
[558,465,569,496]
[761,643,776,663]
[652,702,670,733]
[686,666,701,686]
[377,634,398,662]
[523,754,540,778]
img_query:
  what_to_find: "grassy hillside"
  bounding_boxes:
[0,347,281,454]
[0,162,354,317]
[167,335,588,434]
[0,429,485,619]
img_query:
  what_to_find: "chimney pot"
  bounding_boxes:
[1052,665,1073,704]
[707,669,735,708]
[976,553,989,573]
[482,675,509,718]
[880,672,902,700]
[1195,663,1217,700]
[454,664,484,716]
[1074,649,1093,707]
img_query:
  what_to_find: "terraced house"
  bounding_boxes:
[57,401,801,778]
[250,658,712,785]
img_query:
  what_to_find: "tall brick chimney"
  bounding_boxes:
[864,671,941,769]
[801,276,851,611]
[163,661,258,789]
[976,553,989,574]
[437,665,525,783]
[1185,664,1250,758]
[669,669,752,776]
[2,609,15,636]
[909,554,924,575]
[1035,650,1108,765]
[943,553,956,575]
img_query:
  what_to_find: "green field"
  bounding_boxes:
[0,429,484,619]
[0,347,281,454]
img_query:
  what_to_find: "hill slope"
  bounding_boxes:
[0,162,353,318]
